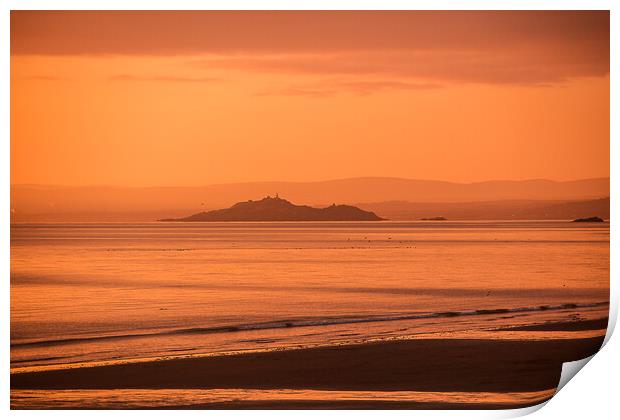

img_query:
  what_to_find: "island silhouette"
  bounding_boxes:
[160,195,385,222]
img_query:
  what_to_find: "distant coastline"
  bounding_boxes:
[10,177,609,222]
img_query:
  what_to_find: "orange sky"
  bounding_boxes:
[10,11,610,186]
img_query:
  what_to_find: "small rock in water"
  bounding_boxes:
[572,216,604,223]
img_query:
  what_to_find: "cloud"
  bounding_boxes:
[258,80,441,97]
[198,49,608,86]
[11,11,609,86]
[257,88,337,98]
[18,75,69,81]
[11,11,609,56]
[108,74,222,83]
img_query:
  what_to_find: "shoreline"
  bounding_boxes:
[498,317,608,332]
[10,316,608,375]
[12,335,604,398]
[11,317,607,409]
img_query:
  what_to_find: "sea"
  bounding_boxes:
[10,221,609,407]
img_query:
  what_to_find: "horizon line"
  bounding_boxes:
[9,175,611,189]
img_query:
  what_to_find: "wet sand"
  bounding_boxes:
[103,400,552,410]
[12,333,604,410]
[498,317,608,332]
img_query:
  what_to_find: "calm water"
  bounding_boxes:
[11,221,609,372]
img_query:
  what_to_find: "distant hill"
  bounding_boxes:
[161,196,385,222]
[354,197,610,221]
[10,177,609,222]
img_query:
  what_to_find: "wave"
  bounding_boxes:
[11,301,609,349]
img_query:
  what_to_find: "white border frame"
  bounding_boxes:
[2,1,616,419]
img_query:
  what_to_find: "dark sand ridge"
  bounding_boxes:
[12,337,603,392]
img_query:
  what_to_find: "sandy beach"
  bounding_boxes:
[12,317,605,409]
[499,318,608,332]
